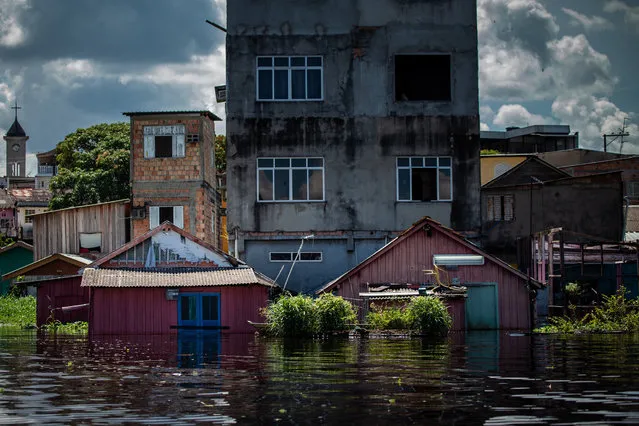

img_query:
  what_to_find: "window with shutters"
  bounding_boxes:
[143,125,186,159]
[149,206,184,229]
[486,195,514,222]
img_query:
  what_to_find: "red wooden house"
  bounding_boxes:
[317,217,541,331]
[82,222,277,335]
[2,253,92,325]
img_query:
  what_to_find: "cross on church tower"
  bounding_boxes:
[10,100,21,119]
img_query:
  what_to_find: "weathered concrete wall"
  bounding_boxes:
[482,172,624,263]
[226,0,480,291]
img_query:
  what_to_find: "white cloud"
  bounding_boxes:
[480,105,495,123]
[493,104,555,128]
[42,58,98,88]
[604,0,639,27]
[0,0,28,47]
[480,122,490,131]
[552,95,639,152]
[562,8,614,31]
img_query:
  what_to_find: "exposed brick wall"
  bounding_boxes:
[129,114,222,249]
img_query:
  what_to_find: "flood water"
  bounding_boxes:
[2,330,639,425]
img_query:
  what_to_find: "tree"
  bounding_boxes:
[49,123,130,210]
[215,135,226,173]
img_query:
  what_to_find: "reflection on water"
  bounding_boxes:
[2,329,639,424]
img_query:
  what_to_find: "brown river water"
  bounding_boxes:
[1,329,639,425]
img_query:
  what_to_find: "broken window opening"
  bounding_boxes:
[395,54,451,102]
[397,157,452,201]
[155,136,173,158]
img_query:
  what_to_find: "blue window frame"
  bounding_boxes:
[178,293,221,327]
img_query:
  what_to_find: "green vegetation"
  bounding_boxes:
[315,293,357,333]
[50,122,131,209]
[264,294,357,337]
[480,149,502,155]
[536,288,639,334]
[367,296,452,336]
[0,295,36,327]
[41,320,88,335]
[215,135,226,173]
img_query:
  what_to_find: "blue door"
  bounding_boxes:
[178,293,221,328]
[465,283,499,330]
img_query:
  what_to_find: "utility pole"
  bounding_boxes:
[603,129,630,153]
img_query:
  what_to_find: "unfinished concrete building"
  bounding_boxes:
[226,0,480,293]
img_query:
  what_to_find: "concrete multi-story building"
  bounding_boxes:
[35,148,57,190]
[481,125,579,154]
[225,0,480,293]
[124,111,223,248]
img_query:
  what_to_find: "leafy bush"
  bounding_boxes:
[0,296,36,328]
[265,294,319,337]
[405,296,452,336]
[315,293,357,333]
[367,305,410,330]
[41,320,88,334]
[536,287,639,334]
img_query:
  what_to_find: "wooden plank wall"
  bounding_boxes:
[36,277,88,326]
[89,285,269,335]
[334,226,532,330]
[33,202,128,260]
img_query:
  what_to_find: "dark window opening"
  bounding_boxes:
[159,206,174,224]
[411,168,438,201]
[395,55,451,102]
[155,135,173,158]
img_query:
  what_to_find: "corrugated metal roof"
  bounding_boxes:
[122,111,221,121]
[626,232,639,242]
[81,267,277,288]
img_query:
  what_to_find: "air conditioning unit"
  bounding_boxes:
[132,207,146,220]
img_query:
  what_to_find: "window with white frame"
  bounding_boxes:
[257,56,323,101]
[149,206,184,229]
[486,195,514,222]
[257,157,324,202]
[628,181,639,199]
[24,209,36,224]
[269,252,323,262]
[396,157,452,201]
[143,125,186,159]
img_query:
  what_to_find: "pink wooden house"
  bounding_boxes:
[317,217,542,331]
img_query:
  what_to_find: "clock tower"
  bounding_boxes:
[3,101,27,178]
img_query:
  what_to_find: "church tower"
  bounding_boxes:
[3,101,28,178]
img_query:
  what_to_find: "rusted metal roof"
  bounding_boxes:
[81,267,277,288]
[9,188,51,205]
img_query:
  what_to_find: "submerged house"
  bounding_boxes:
[82,222,277,335]
[317,217,541,331]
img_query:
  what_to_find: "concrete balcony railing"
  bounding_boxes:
[37,165,57,176]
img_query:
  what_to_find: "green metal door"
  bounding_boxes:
[465,283,499,330]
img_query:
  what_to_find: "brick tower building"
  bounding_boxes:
[124,111,223,248]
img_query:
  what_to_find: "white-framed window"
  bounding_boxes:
[143,125,186,159]
[149,206,184,229]
[269,252,323,262]
[24,209,36,224]
[257,157,325,202]
[396,157,452,201]
[486,195,514,222]
[628,181,639,199]
[256,56,323,101]
[395,54,451,102]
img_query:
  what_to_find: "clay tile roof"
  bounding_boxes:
[9,188,51,205]
[81,267,277,288]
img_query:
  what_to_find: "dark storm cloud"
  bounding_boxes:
[1,0,223,64]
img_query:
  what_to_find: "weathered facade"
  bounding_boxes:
[82,222,276,335]
[226,0,480,293]
[124,111,222,248]
[35,148,58,190]
[31,199,129,261]
[482,159,624,264]
[318,217,539,330]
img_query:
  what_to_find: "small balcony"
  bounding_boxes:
[37,165,57,176]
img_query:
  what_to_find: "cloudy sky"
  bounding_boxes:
[0,0,638,175]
